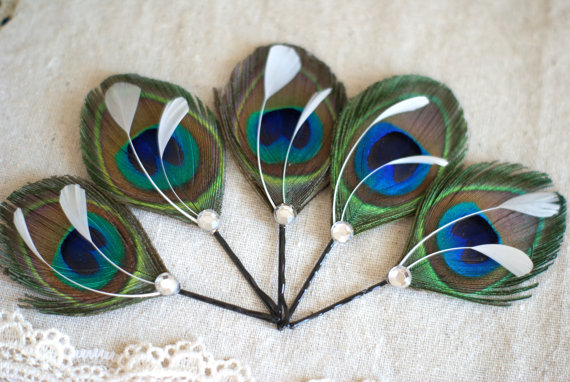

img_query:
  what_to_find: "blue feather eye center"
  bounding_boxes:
[60,228,105,276]
[436,202,502,277]
[116,124,199,190]
[354,122,430,196]
[53,213,126,289]
[128,128,184,175]
[246,107,323,164]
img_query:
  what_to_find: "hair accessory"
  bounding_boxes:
[287,75,468,321]
[79,74,278,316]
[215,44,346,321]
[288,163,566,327]
[0,45,565,332]
[0,177,276,322]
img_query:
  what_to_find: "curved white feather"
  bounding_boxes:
[13,208,159,298]
[60,185,154,284]
[294,88,332,134]
[59,184,92,242]
[499,192,560,217]
[282,88,332,201]
[407,244,533,277]
[332,96,430,222]
[13,208,42,260]
[157,97,199,217]
[387,155,448,167]
[158,97,189,158]
[264,45,302,100]
[104,82,141,134]
[369,96,429,127]
[340,156,448,221]
[472,244,533,277]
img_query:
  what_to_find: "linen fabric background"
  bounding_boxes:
[0,1,568,380]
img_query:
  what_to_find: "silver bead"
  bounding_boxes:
[197,209,220,233]
[273,204,297,225]
[330,221,354,243]
[155,272,180,296]
[387,266,412,288]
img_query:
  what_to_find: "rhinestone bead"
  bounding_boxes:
[155,273,180,296]
[273,204,297,225]
[387,266,412,288]
[330,221,354,243]
[197,209,220,233]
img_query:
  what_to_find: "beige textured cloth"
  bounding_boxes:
[0,0,568,380]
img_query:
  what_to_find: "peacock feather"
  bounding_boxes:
[215,44,346,321]
[395,162,566,305]
[80,74,224,225]
[0,176,172,316]
[215,43,347,214]
[331,75,467,237]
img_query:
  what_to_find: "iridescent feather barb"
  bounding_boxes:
[288,75,467,320]
[215,44,347,321]
[288,163,566,327]
[0,177,276,322]
[80,74,278,316]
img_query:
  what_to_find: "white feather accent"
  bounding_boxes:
[104,82,141,134]
[369,96,429,127]
[294,88,332,133]
[264,45,301,100]
[407,244,533,277]
[158,97,189,158]
[340,155,447,221]
[472,244,533,277]
[282,88,332,201]
[499,192,560,218]
[59,184,92,242]
[13,208,43,259]
[385,155,448,167]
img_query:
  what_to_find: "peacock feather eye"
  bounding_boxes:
[331,75,468,235]
[80,74,224,221]
[400,162,566,303]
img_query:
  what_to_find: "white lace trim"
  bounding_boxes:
[0,310,253,381]
[0,310,376,381]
